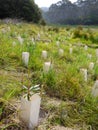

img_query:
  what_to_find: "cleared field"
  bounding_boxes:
[0,23,98,130]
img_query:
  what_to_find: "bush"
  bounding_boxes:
[77,25,83,31]
[66,26,71,31]
[73,27,95,41]
[39,19,46,26]
[0,0,42,23]
[56,74,84,101]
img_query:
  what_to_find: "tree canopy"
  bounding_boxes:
[0,0,42,23]
[42,0,98,25]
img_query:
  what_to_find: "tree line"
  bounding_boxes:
[42,0,98,25]
[0,0,42,23]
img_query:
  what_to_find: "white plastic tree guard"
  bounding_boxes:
[18,36,23,45]
[87,53,92,59]
[31,38,35,45]
[22,52,30,67]
[69,47,73,54]
[31,38,34,42]
[92,80,98,97]
[89,62,94,70]
[42,51,47,59]
[43,62,51,72]
[80,68,87,82]
[96,49,98,58]
[56,41,60,47]
[19,94,41,130]
[2,28,6,34]
[84,45,88,51]
[59,49,64,56]
[8,26,11,31]
[12,41,16,46]
[37,33,40,39]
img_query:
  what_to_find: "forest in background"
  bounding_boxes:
[0,0,98,25]
[42,0,98,25]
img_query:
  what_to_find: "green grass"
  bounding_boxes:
[0,22,98,129]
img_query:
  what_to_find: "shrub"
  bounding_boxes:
[0,0,42,23]
[77,25,83,31]
[39,19,46,26]
[73,27,95,41]
[56,74,84,101]
[66,26,71,31]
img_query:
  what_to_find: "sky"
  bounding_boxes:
[34,0,77,7]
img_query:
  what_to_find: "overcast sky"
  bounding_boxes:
[34,0,77,7]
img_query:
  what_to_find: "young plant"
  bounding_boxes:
[22,84,40,101]
[20,73,42,129]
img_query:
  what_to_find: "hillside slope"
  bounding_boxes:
[0,22,98,129]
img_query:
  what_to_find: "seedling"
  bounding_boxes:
[22,84,40,101]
